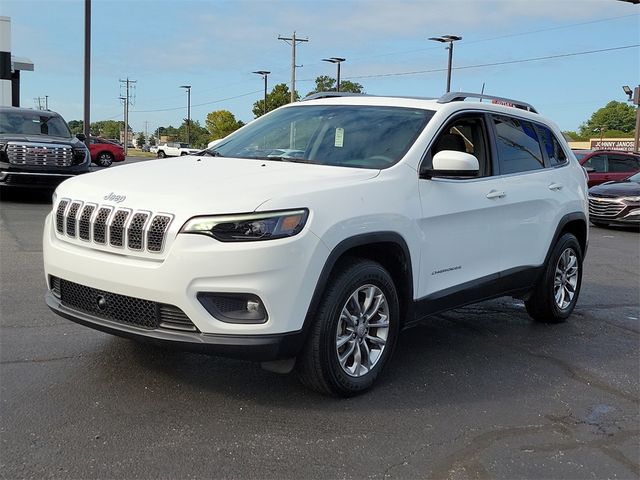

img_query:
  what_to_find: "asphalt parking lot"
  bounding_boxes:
[1,163,638,479]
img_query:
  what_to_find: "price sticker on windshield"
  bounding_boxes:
[334,128,344,148]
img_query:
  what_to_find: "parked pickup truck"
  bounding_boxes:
[155,142,200,158]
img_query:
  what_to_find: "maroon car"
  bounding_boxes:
[574,149,640,187]
[88,137,125,167]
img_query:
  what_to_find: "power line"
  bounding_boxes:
[130,90,263,113]
[343,44,640,80]
[339,13,640,65]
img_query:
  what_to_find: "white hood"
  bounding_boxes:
[56,156,379,217]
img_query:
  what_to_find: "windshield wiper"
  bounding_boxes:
[199,149,222,157]
[252,156,312,164]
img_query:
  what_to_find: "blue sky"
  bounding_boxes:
[2,0,639,135]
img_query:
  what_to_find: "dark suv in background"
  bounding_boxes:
[0,107,90,189]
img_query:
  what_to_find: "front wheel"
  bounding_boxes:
[525,233,583,323]
[297,258,400,396]
[157,150,166,158]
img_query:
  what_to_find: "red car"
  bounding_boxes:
[574,149,640,187]
[89,137,125,167]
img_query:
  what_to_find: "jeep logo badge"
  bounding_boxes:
[103,192,126,203]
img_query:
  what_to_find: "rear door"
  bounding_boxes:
[488,114,562,272]
[608,153,640,182]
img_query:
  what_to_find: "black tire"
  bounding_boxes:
[525,233,583,323]
[157,150,166,158]
[297,258,400,397]
[180,152,187,156]
[95,151,114,167]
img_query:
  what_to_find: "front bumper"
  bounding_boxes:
[43,212,329,336]
[0,170,77,188]
[46,292,305,360]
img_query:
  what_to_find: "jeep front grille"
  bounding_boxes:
[588,197,625,218]
[55,199,173,253]
[7,142,74,167]
[56,277,198,332]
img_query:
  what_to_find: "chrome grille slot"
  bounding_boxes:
[7,142,74,167]
[127,212,149,250]
[109,209,131,247]
[56,199,69,233]
[53,200,173,255]
[147,215,172,252]
[78,204,96,241]
[588,198,625,218]
[65,202,82,237]
[93,207,113,244]
[159,305,199,332]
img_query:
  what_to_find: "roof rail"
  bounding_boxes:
[302,92,369,101]
[437,92,538,114]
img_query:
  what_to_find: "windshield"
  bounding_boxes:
[0,111,71,137]
[207,105,434,169]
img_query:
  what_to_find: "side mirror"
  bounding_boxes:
[76,133,86,141]
[584,166,595,173]
[420,150,480,179]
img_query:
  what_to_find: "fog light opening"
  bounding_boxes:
[197,293,268,324]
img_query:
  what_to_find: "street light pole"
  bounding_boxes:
[180,85,191,144]
[428,35,462,93]
[322,57,346,92]
[623,85,640,152]
[252,71,270,115]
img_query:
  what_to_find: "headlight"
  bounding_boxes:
[621,196,640,202]
[180,209,308,242]
[52,189,58,204]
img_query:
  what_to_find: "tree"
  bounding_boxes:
[68,120,83,135]
[306,75,364,97]
[206,110,244,140]
[90,120,127,139]
[578,101,636,137]
[253,83,299,118]
[177,120,210,148]
[136,132,146,147]
[148,135,157,146]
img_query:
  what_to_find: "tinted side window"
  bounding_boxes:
[537,125,567,166]
[608,154,640,173]
[493,115,544,174]
[583,154,606,173]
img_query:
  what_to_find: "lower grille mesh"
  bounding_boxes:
[58,278,198,332]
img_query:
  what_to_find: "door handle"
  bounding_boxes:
[486,190,506,199]
[548,183,563,191]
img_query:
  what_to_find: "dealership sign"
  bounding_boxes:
[590,138,635,152]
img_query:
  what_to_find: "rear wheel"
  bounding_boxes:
[297,258,399,396]
[96,152,113,167]
[525,233,583,323]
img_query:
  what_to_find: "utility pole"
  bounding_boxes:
[144,120,148,141]
[180,85,191,144]
[119,77,136,156]
[278,31,308,103]
[83,0,91,147]
[45,95,48,110]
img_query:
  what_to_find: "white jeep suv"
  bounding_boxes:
[43,92,588,396]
